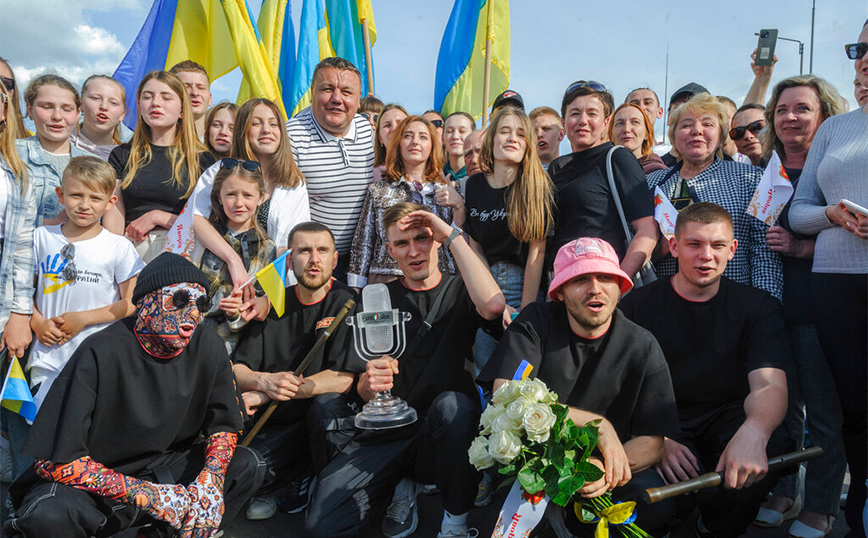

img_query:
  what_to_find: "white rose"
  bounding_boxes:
[492,412,522,435]
[488,430,522,464]
[519,378,547,402]
[479,404,505,435]
[506,397,533,423]
[523,403,557,444]
[532,378,558,403]
[492,380,521,406]
[468,436,496,470]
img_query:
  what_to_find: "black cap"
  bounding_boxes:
[493,90,524,111]
[670,83,709,105]
[133,252,211,304]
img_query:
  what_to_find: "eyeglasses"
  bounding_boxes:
[221,158,261,172]
[161,287,209,312]
[362,112,379,124]
[60,243,77,282]
[566,80,608,94]
[845,42,868,60]
[0,93,6,105]
[0,76,14,92]
[429,119,443,128]
[729,119,765,141]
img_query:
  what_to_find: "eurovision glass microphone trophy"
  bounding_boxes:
[346,283,417,429]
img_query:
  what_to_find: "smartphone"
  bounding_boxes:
[756,29,778,67]
[842,199,868,217]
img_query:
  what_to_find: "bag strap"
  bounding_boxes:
[404,274,458,357]
[605,145,634,244]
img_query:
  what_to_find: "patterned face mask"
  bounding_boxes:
[134,283,208,358]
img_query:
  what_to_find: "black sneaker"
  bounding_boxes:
[278,475,315,514]
[381,479,422,538]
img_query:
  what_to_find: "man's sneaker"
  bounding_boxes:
[279,475,315,514]
[245,494,277,521]
[474,471,494,507]
[381,478,422,538]
[437,523,479,538]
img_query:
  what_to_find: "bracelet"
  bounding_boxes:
[442,226,465,249]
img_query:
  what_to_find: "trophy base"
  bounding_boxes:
[355,394,418,430]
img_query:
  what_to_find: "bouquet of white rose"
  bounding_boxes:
[469,378,650,538]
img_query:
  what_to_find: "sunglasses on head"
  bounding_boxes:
[1,76,14,92]
[429,119,443,128]
[845,42,868,60]
[566,80,608,95]
[221,158,261,172]
[161,287,209,312]
[729,120,765,141]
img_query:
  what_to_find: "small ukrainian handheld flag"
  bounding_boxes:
[1,356,37,423]
[254,250,289,317]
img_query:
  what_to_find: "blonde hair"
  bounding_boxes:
[0,57,28,138]
[121,71,204,199]
[24,74,81,110]
[667,92,728,161]
[478,107,554,243]
[382,201,428,232]
[383,116,445,185]
[761,75,846,162]
[232,98,304,189]
[0,83,27,191]
[80,75,126,145]
[63,155,117,196]
[374,103,408,167]
[607,103,656,158]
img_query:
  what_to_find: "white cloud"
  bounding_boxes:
[75,25,126,58]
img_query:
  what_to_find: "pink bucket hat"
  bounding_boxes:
[548,237,633,300]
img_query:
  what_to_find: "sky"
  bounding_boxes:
[1,0,864,142]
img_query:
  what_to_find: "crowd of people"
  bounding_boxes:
[0,18,865,538]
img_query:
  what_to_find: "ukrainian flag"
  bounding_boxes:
[1,356,37,422]
[324,0,376,93]
[434,0,510,119]
[221,0,288,119]
[255,250,289,317]
[245,0,296,112]
[511,359,533,381]
[290,0,332,115]
[113,0,237,129]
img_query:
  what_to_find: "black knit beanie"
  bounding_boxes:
[133,252,211,304]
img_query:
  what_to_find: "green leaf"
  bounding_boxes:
[498,463,517,476]
[548,444,566,467]
[518,467,546,494]
[497,475,516,490]
[576,461,605,482]
[559,475,586,499]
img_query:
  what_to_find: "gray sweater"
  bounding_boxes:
[789,108,868,274]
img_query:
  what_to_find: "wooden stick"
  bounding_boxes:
[362,18,374,96]
[241,298,355,447]
[643,446,823,504]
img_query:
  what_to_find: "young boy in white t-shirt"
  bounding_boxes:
[28,156,145,408]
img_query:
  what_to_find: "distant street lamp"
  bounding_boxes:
[755,32,805,75]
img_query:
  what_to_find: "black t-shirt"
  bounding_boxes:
[233,280,359,424]
[380,275,502,415]
[479,304,680,443]
[619,277,786,426]
[23,318,242,475]
[463,173,525,267]
[547,143,653,263]
[109,143,216,225]
[776,168,814,324]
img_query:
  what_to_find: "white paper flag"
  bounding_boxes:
[747,151,793,226]
[491,480,549,538]
[653,186,678,241]
[163,161,223,257]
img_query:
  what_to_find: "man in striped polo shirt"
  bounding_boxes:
[286,58,375,281]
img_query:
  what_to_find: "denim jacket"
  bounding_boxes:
[0,159,38,333]
[15,137,92,226]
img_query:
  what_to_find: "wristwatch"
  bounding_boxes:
[442,225,465,249]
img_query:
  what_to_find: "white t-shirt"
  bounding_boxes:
[0,167,9,239]
[28,225,145,409]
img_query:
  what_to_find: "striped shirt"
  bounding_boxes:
[286,108,374,254]
[647,158,783,300]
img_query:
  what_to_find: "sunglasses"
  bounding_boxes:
[161,287,209,312]
[845,42,868,60]
[221,158,261,172]
[362,112,379,123]
[60,243,77,282]
[1,76,14,92]
[429,119,443,128]
[566,80,608,94]
[729,119,765,141]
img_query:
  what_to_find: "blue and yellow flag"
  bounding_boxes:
[324,0,376,93]
[113,0,237,129]
[1,356,37,422]
[237,0,296,112]
[255,250,289,317]
[290,0,332,115]
[434,0,510,119]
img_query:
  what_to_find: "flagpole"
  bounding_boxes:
[481,0,495,125]
[361,18,374,96]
